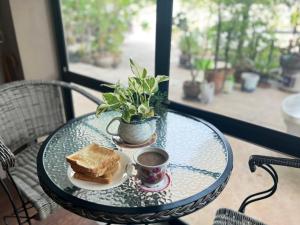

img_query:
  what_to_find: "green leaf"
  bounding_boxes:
[138,103,150,114]
[125,102,137,114]
[122,110,131,123]
[156,75,169,83]
[145,107,155,118]
[101,83,117,89]
[129,58,142,77]
[103,93,120,105]
[142,68,147,78]
[144,77,158,94]
[194,59,214,71]
[96,104,109,117]
[128,77,143,94]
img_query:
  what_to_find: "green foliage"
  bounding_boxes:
[174,12,204,57]
[254,44,281,76]
[96,59,169,123]
[226,74,235,82]
[62,0,149,56]
[207,0,284,75]
[179,31,201,55]
[193,58,214,71]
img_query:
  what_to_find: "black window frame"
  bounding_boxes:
[50,0,300,158]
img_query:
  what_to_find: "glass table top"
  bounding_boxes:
[41,111,232,209]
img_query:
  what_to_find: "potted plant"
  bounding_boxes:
[183,58,213,99]
[96,59,168,144]
[205,4,235,94]
[173,12,201,69]
[62,0,147,68]
[178,31,201,69]
[280,5,300,92]
[223,74,235,93]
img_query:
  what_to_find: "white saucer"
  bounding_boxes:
[67,151,132,191]
[138,173,171,192]
[112,133,157,149]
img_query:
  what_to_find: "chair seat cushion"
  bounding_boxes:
[9,142,59,220]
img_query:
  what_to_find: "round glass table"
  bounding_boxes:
[37,111,233,224]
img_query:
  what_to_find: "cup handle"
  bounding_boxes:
[106,117,121,136]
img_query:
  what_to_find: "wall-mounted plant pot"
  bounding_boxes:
[93,52,121,68]
[206,68,234,94]
[183,80,201,99]
[179,53,192,69]
[241,72,260,92]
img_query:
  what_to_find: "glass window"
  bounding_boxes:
[60,0,156,84]
[169,1,300,137]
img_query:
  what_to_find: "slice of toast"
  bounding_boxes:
[66,143,120,176]
[73,162,120,184]
[77,160,119,178]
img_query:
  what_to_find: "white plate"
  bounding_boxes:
[67,150,132,191]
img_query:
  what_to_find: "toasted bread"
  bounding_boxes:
[77,160,119,178]
[73,173,111,184]
[66,143,120,176]
[73,162,120,184]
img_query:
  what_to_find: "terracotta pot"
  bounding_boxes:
[206,68,234,94]
[183,80,201,99]
[93,52,121,68]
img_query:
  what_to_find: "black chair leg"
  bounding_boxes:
[1,175,35,225]
[6,171,32,225]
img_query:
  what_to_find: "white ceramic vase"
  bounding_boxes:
[106,117,156,144]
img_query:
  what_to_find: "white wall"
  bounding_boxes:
[9,0,59,80]
[0,0,60,178]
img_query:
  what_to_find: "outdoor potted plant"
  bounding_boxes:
[183,58,213,99]
[173,12,201,69]
[178,31,201,69]
[241,72,260,92]
[223,74,235,93]
[62,0,147,68]
[205,4,235,94]
[96,59,168,144]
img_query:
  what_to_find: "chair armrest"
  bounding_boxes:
[249,155,300,172]
[0,138,15,170]
[52,80,103,105]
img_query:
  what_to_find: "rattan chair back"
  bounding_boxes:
[0,80,101,152]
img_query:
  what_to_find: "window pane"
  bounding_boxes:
[169,1,300,137]
[61,0,156,84]
[181,135,300,225]
[72,84,102,117]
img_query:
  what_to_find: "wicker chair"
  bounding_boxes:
[0,80,102,225]
[213,155,300,225]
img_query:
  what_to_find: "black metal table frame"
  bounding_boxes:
[37,111,233,224]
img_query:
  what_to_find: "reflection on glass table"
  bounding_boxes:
[37,111,233,224]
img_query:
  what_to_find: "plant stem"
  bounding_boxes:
[236,2,251,61]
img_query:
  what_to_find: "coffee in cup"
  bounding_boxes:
[133,147,169,187]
